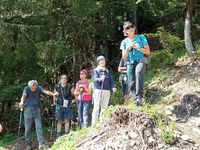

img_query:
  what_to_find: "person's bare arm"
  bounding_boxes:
[122,43,137,59]
[43,90,57,97]
[74,84,80,96]
[122,48,129,60]
[118,66,127,73]
[19,93,26,108]
[138,44,150,55]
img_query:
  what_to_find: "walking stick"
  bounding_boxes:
[50,104,56,140]
[16,107,23,150]
[78,88,83,128]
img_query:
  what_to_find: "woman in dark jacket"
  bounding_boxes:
[92,55,116,125]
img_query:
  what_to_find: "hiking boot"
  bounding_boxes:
[64,131,69,135]
[56,132,62,139]
[38,144,48,150]
[136,98,143,106]
[26,144,32,150]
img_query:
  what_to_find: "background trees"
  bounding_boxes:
[0,0,199,134]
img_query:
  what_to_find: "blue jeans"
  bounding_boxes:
[24,106,44,146]
[76,100,91,127]
[127,62,146,100]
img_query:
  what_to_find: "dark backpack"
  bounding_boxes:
[138,34,151,64]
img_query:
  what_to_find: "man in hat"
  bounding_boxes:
[92,55,116,125]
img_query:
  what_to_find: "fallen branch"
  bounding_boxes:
[134,120,147,150]
[75,131,106,148]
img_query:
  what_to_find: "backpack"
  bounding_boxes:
[138,35,151,64]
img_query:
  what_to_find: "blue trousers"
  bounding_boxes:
[24,106,44,146]
[127,62,146,101]
[76,100,91,127]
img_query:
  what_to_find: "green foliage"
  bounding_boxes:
[151,49,174,67]
[156,114,176,144]
[157,27,184,50]
[148,28,185,68]
[0,133,16,147]
[194,40,200,54]
[109,87,124,106]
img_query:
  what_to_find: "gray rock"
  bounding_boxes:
[181,134,189,141]
[191,118,200,127]
[192,128,200,135]
[158,143,165,149]
[128,131,138,139]
[148,136,155,144]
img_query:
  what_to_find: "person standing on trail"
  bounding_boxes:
[19,80,57,150]
[118,58,129,104]
[74,69,92,128]
[120,21,150,105]
[54,74,74,138]
[92,55,117,125]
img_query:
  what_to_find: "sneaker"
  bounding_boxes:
[56,132,62,139]
[26,144,32,150]
[136,98,143,106]
[64,131,69,135]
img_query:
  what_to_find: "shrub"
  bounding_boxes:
[194,40,200,54]
[157,27,184,51]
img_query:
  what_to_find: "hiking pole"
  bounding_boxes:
[71,99,77,131]
[16,107,23,150]
[50,104,56,140]
[78,88,83,128]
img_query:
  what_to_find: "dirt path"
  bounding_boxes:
[0,134,55,150]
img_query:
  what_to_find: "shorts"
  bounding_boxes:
[55,104,73,121]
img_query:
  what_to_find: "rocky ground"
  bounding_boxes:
[162,57,200,146]
[75,107,199,150]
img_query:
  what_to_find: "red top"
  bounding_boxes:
[75,80,92,101]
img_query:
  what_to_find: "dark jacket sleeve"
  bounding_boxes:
[93,69,102,82]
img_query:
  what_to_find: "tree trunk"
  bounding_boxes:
[135,6,138,33]
[73,49,80,86]
[184,0,194,55]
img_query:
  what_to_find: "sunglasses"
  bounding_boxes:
[124,26,133,31]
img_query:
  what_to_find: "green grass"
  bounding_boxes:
[51,127,91,150]
[0,133,17,147]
